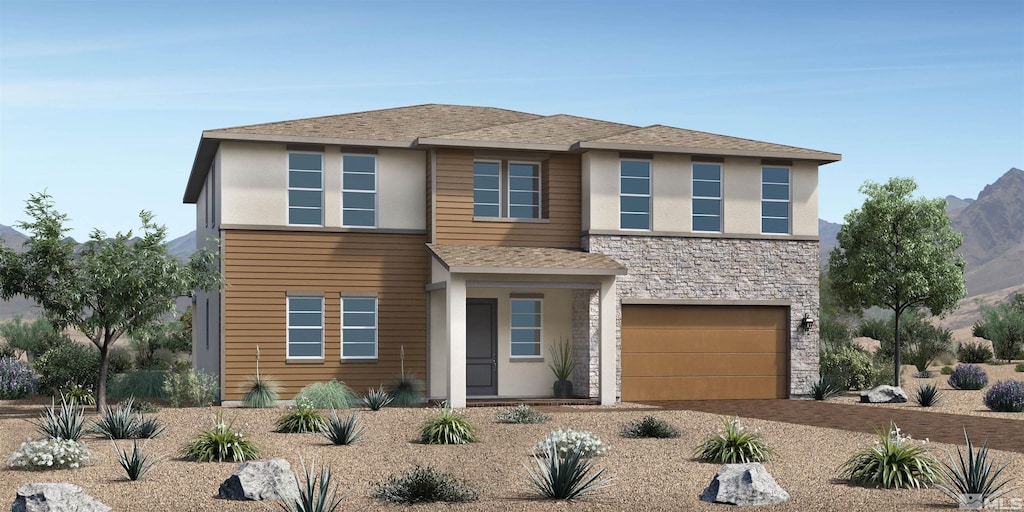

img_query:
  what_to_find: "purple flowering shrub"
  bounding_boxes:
[0,356,38,399]
[948,364,989,390]
[983,380,1024,412]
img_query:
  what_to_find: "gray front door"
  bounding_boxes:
[466,299,498,396]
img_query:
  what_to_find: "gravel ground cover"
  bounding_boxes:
[1,400,1021,511]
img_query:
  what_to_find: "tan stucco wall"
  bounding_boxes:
[428,288,448,398]
[378,149,427,230]
[791,160,818,236]
[652,153,692,231]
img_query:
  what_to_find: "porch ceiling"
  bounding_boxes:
[426,244,626,276]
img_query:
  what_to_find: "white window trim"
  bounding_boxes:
[619,159,652,231]
[287,296,324,360]
[473,159,502,218]
[341,296,378,360]
[692,162,722,233]
[472,159,543,220]
[761,166,791,235]
[287,151,324,227]
[341,153,378,228]
[510,298,543,358]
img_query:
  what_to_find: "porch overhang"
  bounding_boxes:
[426,244,627,276]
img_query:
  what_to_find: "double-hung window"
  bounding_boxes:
[472,160,541,219]
[620,160,651,230]
[761,166,790,234]
[692,162,722,232]
[288,153,323,225]
[287,296,324,359]
[341,296,377,359]
[510,298,542,357]
[342,154,376,227]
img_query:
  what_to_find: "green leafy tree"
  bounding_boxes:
[0,316,71,362]
[819,272,859,349]
[0,193,221,409]
[973,293,1024,362]
[828,178,965,387]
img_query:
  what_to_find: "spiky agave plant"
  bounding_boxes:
[525,443,612,500]
[935,429,1015,506]
[322,410,363,445]
[362,385,393,411]
[278,458,346,512]
[114,440,160,481]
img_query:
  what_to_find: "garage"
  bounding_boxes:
[621,305,788,400]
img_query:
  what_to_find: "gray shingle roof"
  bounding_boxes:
[420,114,638,149]
[577,124,836,158]
[427,244,626,276]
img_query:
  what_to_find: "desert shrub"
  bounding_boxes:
[276,398,327,433]
[322,410,363,445]
[820,345,874,390]
[295,380,355,409]
[0,356,38,399]
[982,380,1024,412]
[181,412,260,462]
[948,364,989,390]
[108,369,167,400]
[495,404,550,424]
[33,342,100,395]
[534,429,608,458]
[957,342,993,364]
[840,422,939,488]
[694,417,773,463]
[107,346,134,374]
[1016,363,1024,372]
[362,385,393,411]
[936,429,1014,506]
[621,416,680,439]
[941,365,954,375]
[241,375,280,408]
[913,383,942,407]
[420,404,476,445]
[863,311,953,367]
[90,397,144,439]
[390,373,424,406]
[973,294,1024,363]
[8,438,91,470]
[114,440,159,481]
[279,459,346,512]
[869,357,905,388]
[0,317,71,362]
[36,394,85,441]
[0,343,15,358]
[811,375,844,400]
[372,465,479,504]
[526,444,611,501]
[163,368,217,407]
[129,319,191,369]
[819,316,852,348]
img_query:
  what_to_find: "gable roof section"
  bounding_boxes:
[417,114,639,152]
[427,244,626,276]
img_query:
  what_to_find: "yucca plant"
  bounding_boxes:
[91,397,142,439]
[362,385,393,411]
[694,417,774,463]
[810,375,844,400]
[322,410,363,445]
[114,440,159,481]
[913,383,942,407]
[242,346,280,408]
[621,416,680,439]
[36,394,85,441]
[419,402,476,445]
[839,422,939,489]
[525,444,612,500]
[276,398,327,433]
[181,412,261,462]
[390,346,424,406]
[278,458,346,512]
[372,465,479,504]
[935,429,1015,506]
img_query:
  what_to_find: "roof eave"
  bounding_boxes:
[573,141,842,163]
[182,137,220,204]
[447,265,626,276]
[202,130,414,148]
[415,137,572,153]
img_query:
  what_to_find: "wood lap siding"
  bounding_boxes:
[221,230,428,401]
[434,149,582,248]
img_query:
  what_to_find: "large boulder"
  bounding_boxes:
[12,483,110,512]
[859,385,908,403]
[218,458,300,501]
[700,463,789,506]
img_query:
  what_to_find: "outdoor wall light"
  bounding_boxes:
[800,313,815,331]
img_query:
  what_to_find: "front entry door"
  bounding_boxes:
[466,299,498,396]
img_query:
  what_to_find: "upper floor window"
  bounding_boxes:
[288,153,323,225]
[620,160,651,230]
[473,160,541,219]
[341,296,377,359]
[692,162,722,232]
[287,296,324,359]
[342,154,376,227]
[510,298,542,357]
[761,166,790,234]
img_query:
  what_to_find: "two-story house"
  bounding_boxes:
[183,104,840,407]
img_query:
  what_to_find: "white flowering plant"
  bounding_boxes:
[534,428,608,458]
[181,412,260,462]
[840,421,939,489]
[8,438,91,470]
[694,416,775,463]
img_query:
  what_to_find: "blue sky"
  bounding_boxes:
[1,0,1022,241]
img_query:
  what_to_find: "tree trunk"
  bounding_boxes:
[893,311,901,388]
[96,342,110,412]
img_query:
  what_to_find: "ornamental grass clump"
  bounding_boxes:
[839,421,939,489]
[948,364,989,390]
[534,429,608,458]
[913,383,943,407]
[526,443,612,500]
[983,380,1024,412]
[8,438,91,470]
[957,342,993,364]
[420,403,476,445]
[36,394,85,442]
[322,410,363,445]
[276,398,327,433]
[621,416,680,439]
[372,465,479,504]
[241,346,280,408]
[694,417,774,463]
[181,412,260,462]
[0,356,38,399]
[390,346,424,406]
[362,385,393,411]
[295,380,355,409]
[935,429,1015,507]
[495,404,550,424]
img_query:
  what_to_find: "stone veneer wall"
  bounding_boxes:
[583,235,821,398]
[571,289,600,397]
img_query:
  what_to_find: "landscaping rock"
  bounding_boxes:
[700,462,789,506]
[12,483,111,512]
[218,458,300,501]
[860,385,908,403]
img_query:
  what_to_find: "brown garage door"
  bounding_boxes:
[621,305,788,400]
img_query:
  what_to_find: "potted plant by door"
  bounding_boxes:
[548,338,577,398]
